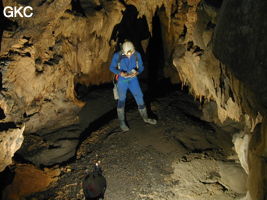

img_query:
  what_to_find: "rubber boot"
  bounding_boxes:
[117,108,129,131]
[138,107,157,125]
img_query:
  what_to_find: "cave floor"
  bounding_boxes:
[27,91,246,200]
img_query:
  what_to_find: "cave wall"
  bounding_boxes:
[0,0,176,170]
[213,0,267,113]
[0,0,125,169]
[0,125,24,171]
[155,0,266,198]
[213,0,267,199]
[0,0,266,199]
[146,0,265,199]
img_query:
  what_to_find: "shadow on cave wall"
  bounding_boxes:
[110,4,150,58]
[146,9,165,98]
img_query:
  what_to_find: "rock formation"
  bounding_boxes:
[0,0,266,199]
[1,164,60,200]
[0,124,24,172]
[213,0,267,199]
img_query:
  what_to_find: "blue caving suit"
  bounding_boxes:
[109,51,145,109]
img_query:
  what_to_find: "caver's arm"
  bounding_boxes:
[109,53,121,75]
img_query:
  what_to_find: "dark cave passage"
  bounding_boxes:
[0,167,14,199]
[146,9,165,98]
[110,4,150,56]
[0,108,5,120]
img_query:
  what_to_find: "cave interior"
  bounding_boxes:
[0,0,266,200]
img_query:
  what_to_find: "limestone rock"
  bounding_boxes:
[213,1,267,199]
[17,125,82,166]
[0,124,25,172]
[218,161,247,194]
[1,164,60,200]
[213,0,267,112]
[0,0,123,168]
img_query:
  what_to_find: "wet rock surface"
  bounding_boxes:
[24,91,246,200]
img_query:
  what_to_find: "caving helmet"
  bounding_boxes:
[122,41,135,56]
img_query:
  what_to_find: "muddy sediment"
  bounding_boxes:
[23,91,246,200]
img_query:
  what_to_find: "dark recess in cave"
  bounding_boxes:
[0,122,17,131]
[74,82,113,101]
[146,9,165,99]
[0,166,15,199]
[204,0,223,8]
[110,4,150,57]
[0,72,2,90]
[179,25,187,40]
[71,0,86,16]
[0,108,5,120]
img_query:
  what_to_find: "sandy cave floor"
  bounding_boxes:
[26,90,246,200]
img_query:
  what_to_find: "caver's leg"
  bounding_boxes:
[128,78,157,125]
[117,80,129,131]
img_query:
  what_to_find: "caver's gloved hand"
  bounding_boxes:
[119,71,129,77]
[120,70,138,78]
[127,69,138,78]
